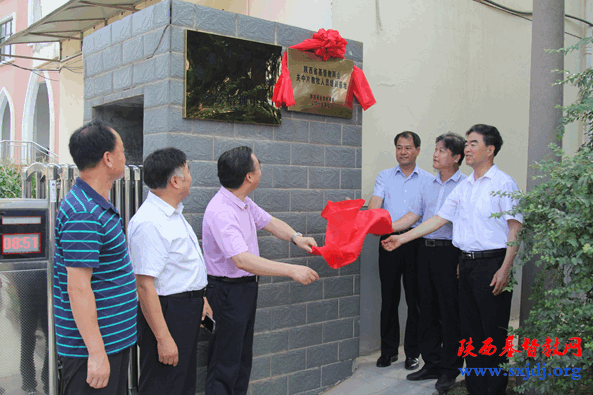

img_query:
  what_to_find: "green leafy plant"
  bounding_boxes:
[502,39,593,394]
[0,161,37,199]
[0,161,24,199]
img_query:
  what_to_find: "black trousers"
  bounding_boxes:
[59,348,130,395]
[378,236,420,358]
[137,294,205,395]
[459,255,512,395]
[205,280,258,395]
[417,242,464,378]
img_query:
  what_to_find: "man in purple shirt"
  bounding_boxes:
[202,146,319,395]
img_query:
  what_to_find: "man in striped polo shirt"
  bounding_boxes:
[54,119,137,394]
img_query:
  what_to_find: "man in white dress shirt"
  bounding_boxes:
[382,124,522,395]
[128,148,213,395]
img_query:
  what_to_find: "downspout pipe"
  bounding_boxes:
[521,0,565,326]
[586,0,592,69]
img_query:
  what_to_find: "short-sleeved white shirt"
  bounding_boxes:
[128,192,208,296]
[437,165,523,252]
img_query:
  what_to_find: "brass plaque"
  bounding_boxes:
[287,48,354,118]
[184,30,282,125]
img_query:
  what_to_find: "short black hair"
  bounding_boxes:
[68,119,116,171]
[466,124,503,156]
[143,148,187,189]
[394,131,421,148]
[217,146,255,189]
[436,133,466,165]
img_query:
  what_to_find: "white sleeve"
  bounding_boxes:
[128,220,169,278]
[499,180,523,223]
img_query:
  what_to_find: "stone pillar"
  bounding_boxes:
[521,0,565,324]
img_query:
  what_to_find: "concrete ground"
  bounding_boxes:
[326,319,520,395]
[323,349,456,395]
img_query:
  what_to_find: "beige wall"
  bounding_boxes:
[52,0,588,168]
[332,0,587,200]
[57,56,83,164]
[183,0,333,31]
[246,0,332,31]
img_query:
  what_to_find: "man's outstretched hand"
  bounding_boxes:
[381,235,403,251]
[294,236,318,253]
[290,266,319,285]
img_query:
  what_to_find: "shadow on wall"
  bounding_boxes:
[94,96,144,165]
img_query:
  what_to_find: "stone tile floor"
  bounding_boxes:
[324,349,449,395]
[325,320,520,395]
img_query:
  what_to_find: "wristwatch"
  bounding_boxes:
[291,232,303,244]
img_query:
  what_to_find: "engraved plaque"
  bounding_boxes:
[287,48,354,118]
[184,30,282,125]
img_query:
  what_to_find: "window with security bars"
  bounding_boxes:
[0,18,14,61]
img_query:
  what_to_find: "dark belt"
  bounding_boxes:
[422,238,453,247]
[162,289,205,298]
[461,249,506,260]
[208,275,258,283]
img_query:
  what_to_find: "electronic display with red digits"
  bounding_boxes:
[0,204,48,262]
[2,233,41,254]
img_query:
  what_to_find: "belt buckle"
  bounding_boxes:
[463,251,474,259]
[255,275,260,283]
[469,251,475,259]
[425,239,436,247]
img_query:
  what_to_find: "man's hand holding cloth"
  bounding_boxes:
[311,199,393,268]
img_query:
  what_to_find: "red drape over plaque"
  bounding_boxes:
[311,199,393,269]
[273,29,376,111]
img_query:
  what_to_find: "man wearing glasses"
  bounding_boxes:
[202,146,319,395]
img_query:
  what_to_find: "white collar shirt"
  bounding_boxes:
[128,191,208,296]
[437,165,523,252]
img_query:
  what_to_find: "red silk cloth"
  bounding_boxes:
[272,28,377,111]
[311,199,393,269]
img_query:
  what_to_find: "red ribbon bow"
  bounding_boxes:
[272,29,376,111]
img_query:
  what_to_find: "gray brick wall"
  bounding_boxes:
[83,1,364,393]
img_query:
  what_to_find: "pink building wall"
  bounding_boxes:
[0,0,60,158]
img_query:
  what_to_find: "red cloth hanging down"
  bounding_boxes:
[272,28,376,111]
[310,199,393,269]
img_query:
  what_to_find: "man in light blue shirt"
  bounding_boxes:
[390,133,467,392]
[368,131,432,369]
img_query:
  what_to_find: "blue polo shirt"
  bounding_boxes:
[408,170,467,240]
[372,165,432,224]
[53,178,137,358]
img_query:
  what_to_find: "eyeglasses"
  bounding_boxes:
[253,164,263,172]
